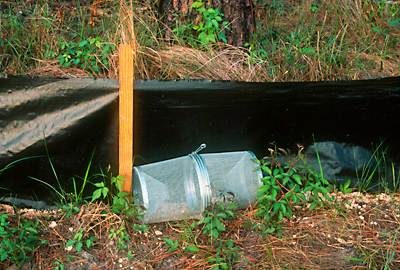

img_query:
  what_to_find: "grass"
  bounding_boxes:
[1,0,400,268]
[0,0,399,80]
[1,142,400,269]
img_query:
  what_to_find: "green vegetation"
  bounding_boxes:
[1,0,400,268]
[253,144,333,235]
[0,212,47,267]
[57,37,115,75]
[0,139,399,268]
[0,0,399,80]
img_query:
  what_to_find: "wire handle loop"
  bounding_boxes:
[192,143,206,155]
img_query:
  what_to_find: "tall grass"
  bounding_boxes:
[0,0,399,80]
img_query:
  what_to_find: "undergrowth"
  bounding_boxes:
[0,0,399,80]
[1,139,400,268]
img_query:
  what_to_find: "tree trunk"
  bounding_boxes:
[158,0,255,47]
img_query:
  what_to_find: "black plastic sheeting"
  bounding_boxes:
[1,77,120,205]
[1,76,400,207]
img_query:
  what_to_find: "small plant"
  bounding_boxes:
[190,0,229,45]
[66,228,97,253]
[254,144,332,234]
[339,179,353,195]
[108,225,130,249]
[90,172,145,220]
[163,238,179,252]
[208,240,242,270]
[172,0,229,46]
[57,37,115,74]
[53,261,65,270]
[310,2,319,13]
[133,223,148,233]
[195,197,237,240]
[0,213,47,267]
[352,141,398,192]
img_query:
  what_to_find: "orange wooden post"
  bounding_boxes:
[119,45,134,195]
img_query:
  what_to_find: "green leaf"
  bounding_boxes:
[283,176,291,186]
[185,245,200,252]
[226,203,238,210]
[25,227,38,234]
[301,48,315,55]
[273,202,280,211]
[79,40,88,47]
[163,238,174,247]
[203,216,213,223]
[86,239,93,247]
[76,241,83,252]
[0,250,7,262]
[208,33,216,42]
[211,19,219,29]
[214,219,225,232]
[280,203,287,216]
[257,186,270,195]
[102,187,109,198]
[92,189,102,201]
[93,182,105,188]
[293,174,302,185]
[190,1,202,8]
[210,228,219,238]
[309,202,316,211]
[217,213,228,219]
[265,195,276,201]
[251,158,260,165]
[262,166,272,175]
[271,188,278,198]
[66,240,76,247]
[117,192,130,198]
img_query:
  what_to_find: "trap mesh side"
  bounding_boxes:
[133,156,203,224]
[201,151,261,208]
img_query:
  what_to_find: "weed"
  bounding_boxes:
[254,144,332,234]
[66,228,97,253]
[208,240,243,270]
[195,198,237,240]
[133,223,148,233]
[57,37,115,75]
[353,141,398,192]
[172,0,229,46]
[190,0,229,45]
[53,261,65,270]
[108,225,130,249]
[90,172,145,220]
[0,213,47,267]
[163,238,179,252]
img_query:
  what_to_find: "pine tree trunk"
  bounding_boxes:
[158,0,255,47]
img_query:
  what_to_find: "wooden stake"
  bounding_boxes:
[119,45,134,195]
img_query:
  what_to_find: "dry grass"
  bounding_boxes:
[1,0,399,81]
[1,191,400,269]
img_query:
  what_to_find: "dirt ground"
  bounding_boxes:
[1,190,400,270]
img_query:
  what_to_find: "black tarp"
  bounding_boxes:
[1,76,400,206]
[0,77,120,204]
